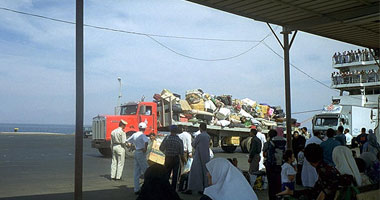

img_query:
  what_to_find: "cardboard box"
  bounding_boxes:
[147,140,165,165]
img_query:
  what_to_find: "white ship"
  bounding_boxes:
[331,49,379,108]
[312,49,379,141]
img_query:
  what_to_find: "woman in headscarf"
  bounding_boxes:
[367,129,380,155]
[200,158,258,200]
[332,146,362,186]
[136,164,181,200]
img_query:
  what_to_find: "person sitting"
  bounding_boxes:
[332,146,362,186]
[136,164,181,200]
[277,143,353,200]
[200,158,258,200]
[280,150,296,192]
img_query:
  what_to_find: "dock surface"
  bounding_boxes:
[0,132,268,200]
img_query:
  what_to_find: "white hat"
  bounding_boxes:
[138,122,147,129]
[120,119,128,125]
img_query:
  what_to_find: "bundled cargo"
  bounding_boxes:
[154,88,287,129]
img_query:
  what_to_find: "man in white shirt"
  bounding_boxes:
[344,128,353,146]
[178,126,193,160]
[126,122,149,194]
[256,126,267,171]
[110,119,127,180]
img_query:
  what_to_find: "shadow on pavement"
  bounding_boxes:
[0,187,137,200]
[100,174,113,181]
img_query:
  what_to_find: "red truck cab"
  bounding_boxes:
[91,102,157,156]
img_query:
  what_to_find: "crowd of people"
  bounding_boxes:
[109,119,380,200]
[332,49,378,64]
[331,69,380,85]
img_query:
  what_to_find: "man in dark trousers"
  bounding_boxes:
[263,129,286,200]
[160,125,186,190]
[248,128,262,187]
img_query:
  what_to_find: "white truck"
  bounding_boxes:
[312,104,378,138]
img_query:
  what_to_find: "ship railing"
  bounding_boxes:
[332,49,378,65]
[332,74,380,85]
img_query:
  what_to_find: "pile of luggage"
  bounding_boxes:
[153,88,286,128]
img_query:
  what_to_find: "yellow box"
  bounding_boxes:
[224,136,240,146]
[147,140,165,165]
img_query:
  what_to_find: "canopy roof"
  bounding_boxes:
[188,0,380,49]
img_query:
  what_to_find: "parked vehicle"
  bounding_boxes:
[312,104,378,137]
[91,102,157,156]
[83,126,92,138]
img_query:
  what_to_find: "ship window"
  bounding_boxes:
[315,118,338,126]
[120,105,138,115]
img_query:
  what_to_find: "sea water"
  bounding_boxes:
[0,123,77,134]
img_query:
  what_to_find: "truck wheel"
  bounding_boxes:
[221,146,237,153]
[99,148,112,157]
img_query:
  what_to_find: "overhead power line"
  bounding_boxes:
[0,7,261,42]
[292,109,321,115]
[262,41,332,89]
[0,6,275,61]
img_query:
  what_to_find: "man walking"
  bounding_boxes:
[248,128,262,187]
[127,122,149,194]
[110,119,127,180]
[160,125,186,190]
[184,123,210,194]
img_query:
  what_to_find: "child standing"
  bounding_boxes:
[281,150,297,191]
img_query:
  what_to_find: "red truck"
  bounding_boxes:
[92,97,281,156]
[91,102,157,156]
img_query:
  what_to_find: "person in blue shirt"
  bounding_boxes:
[320,128,341,166]
[334,126,346,146]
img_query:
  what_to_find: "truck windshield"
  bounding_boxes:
[120,105,138,115]
[315,118,338,126]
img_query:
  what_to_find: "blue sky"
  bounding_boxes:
[0,0,361,127]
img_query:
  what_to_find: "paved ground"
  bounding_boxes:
[0,132,268,200]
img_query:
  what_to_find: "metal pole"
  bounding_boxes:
[281,26,292,150]
[116,77,122,115]
[75,0,83,199]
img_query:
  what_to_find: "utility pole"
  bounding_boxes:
[267,24,297,150]
[282,26,292,150]
[74,0,83,199]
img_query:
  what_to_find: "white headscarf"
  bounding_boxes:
[204,158,258,200]
[332,146,362,186]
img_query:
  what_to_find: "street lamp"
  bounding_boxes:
[115,77,122,114]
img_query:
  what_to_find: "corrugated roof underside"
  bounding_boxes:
[188,0,380,48]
